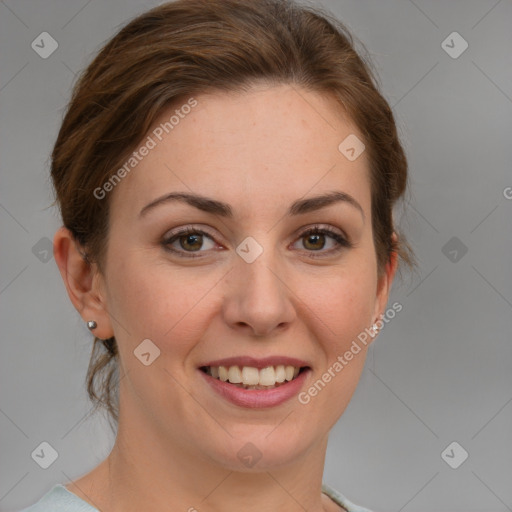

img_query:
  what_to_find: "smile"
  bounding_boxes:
[198,364,312,408]
[200,364,307,389]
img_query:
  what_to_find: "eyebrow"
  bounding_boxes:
[139,190,365,221]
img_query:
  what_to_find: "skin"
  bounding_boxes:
[54,83,398,512]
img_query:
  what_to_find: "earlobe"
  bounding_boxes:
[53,226,114,340]
[373,232,399,326]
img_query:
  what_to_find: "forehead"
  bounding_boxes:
[109,84,371,220]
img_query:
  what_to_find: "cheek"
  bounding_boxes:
[297,267,376,348]
[295,273,375,417]
[106,252,215,350]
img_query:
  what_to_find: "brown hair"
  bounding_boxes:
[51,0,416,430]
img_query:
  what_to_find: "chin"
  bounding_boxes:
[204,425,316,472]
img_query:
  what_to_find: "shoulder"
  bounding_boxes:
[18,484,99,512]
[23,481,372,512]
[322,482,374,512]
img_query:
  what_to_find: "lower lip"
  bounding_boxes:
[199,368,311,408]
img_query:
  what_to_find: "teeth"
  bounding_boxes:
[259,366,275,386]
[242,366,260,385]
[228,366,242,383]
[275,365,286,383]
[206,364,304,387]
[218,366,229,382]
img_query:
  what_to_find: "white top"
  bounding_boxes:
[19,482,373,512]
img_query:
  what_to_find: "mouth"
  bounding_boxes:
[199,365,310,390]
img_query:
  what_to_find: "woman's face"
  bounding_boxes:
[97,84,396,469]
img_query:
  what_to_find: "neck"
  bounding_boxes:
[100,405,334,512]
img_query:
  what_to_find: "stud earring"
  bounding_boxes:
[87,320,97,330]
[370,323,379,335]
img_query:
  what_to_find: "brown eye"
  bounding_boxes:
[162,227,217,258]
[178,233,203,251]
[302,232,327,251]
[293,226,352,258]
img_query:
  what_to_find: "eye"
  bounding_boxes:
[292,225,352,258]
[162,224,353,259]
[162,226,218,258]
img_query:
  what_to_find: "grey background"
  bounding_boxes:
[1,0,511,511]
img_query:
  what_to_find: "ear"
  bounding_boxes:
[53,226,114,340]
[372,232,399,332]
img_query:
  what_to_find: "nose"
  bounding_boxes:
[221,247,296,338]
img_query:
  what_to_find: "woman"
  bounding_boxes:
[21,0,415,510]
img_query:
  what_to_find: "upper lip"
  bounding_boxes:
[198,356,311,370]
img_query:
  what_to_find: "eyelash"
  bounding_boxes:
[161,224,353,259]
